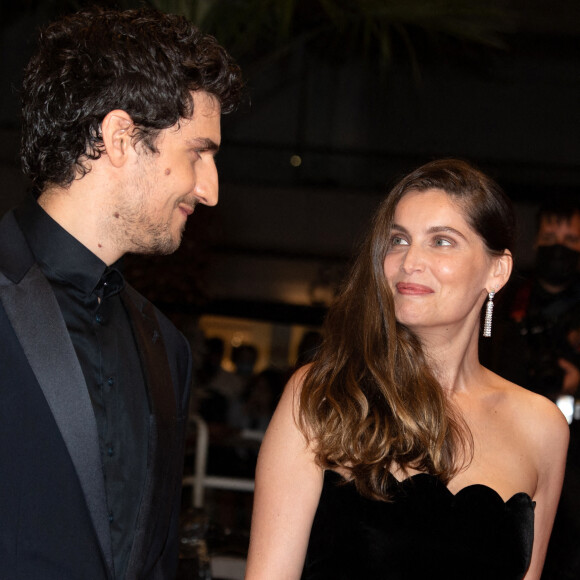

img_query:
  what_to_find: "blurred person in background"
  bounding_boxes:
[486,198,580,403]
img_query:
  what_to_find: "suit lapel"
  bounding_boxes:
[0,262,115,576]
[121,287,177,575]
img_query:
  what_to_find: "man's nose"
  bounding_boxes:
[195,160,219,207]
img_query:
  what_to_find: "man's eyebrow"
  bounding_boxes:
[187,137,220,152]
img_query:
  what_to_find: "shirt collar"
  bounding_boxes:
[14,196,124,297]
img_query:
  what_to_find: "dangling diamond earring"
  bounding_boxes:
[483,289,496,338]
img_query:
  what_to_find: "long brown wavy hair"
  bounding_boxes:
[298,159,516,500]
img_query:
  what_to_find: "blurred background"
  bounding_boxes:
[1,1,579,576]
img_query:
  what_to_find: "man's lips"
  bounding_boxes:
[396,282,434,295]
[178,203,195,216]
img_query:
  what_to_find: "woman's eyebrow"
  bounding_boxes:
[426,225,468,241]
[391,223,408,233]
[391,224,467,241]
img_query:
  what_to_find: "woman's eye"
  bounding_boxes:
[390,236,408,246]
[434,238,452,247]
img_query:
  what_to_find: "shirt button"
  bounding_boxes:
[107,446,114,457]
[95,313,104,324]
[109,512,114,523]
[107,376,115,387]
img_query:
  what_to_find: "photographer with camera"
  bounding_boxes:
[490,197,580,404]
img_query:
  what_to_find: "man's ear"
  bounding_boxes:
[100,110,134,168]
[488,249,513,293]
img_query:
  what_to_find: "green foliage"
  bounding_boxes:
[6,0,513,75]
[158,0,514,69]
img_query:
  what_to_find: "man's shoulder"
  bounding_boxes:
[0,209,35,283]
[122,282,189,351]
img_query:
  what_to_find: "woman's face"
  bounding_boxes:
[383,188,496,336]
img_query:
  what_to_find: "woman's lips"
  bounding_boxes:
[396,282,434,295]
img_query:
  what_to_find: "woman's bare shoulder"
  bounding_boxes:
[262,363,317,446]
[279,364,312,416]
[492,372,570,450]
[288,364,312,392]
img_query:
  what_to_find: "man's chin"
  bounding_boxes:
[130,235,183,257]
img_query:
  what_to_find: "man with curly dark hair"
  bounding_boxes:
[0,7,243,579]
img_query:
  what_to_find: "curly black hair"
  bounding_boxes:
[21,7,244,193]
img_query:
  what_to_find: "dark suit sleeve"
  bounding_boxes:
[151,324,193,579]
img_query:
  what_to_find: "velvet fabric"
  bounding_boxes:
[302,470,534,580]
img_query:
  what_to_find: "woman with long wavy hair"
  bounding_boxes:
[245,159,568,580]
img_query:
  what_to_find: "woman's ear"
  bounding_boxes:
[100,110,134,168]
[488,249,513,293]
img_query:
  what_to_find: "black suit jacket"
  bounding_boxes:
[0,210,192,579]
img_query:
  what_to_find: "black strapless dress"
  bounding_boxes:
[302,470,535,580]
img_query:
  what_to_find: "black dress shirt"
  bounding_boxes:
[15,199,149,579]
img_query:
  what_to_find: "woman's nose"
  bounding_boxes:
[400,245,425,274]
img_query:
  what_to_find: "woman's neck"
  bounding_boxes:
[418,322,483,394]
